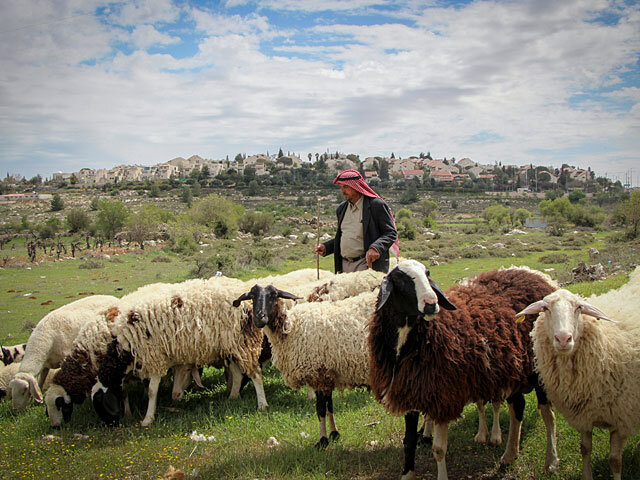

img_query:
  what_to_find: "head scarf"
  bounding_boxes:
[334,169,400,258]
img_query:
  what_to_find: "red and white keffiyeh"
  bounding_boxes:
[334,169,400,258]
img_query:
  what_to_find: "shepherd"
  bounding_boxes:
[314,169,398,273]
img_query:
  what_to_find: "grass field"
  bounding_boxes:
[1,231,639,479]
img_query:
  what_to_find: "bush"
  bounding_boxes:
[398,220,416,240]
[79,259,104,269]
[189,194,244,239]
[539,253,570,264]
[38,218,61,239]
[191,246,275,278]
[66,208,91,233]
[423,216,436,229]
[396,208,412,220]
[239,211,275,236]
[151,255,172,263]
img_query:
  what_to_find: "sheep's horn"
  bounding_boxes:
[579,302,617,323]
[515,300,546,318]
[191,367,204,388]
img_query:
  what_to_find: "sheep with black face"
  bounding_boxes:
[368,261,559,480]
[233,284,377,448]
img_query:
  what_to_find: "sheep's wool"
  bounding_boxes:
[266,290,376,392]
[532,267,640,438]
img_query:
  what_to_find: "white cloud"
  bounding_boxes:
[130,24,180,49]
[0,0,638,180]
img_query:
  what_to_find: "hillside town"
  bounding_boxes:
[44,152,592,189]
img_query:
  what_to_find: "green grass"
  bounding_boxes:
[1,231,639,479]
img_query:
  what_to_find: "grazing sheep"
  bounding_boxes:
[92,276,267,427]
[8,295,119,413]
[233,285,377,448]
[1,363,57,401]
[522,267,640,480]
[368,261,559,480]
[1,343,27,366]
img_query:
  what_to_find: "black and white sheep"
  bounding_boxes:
[368,260,559,480]
[521,266,640,480]
[1,343,27,366]
[8,295,119,413]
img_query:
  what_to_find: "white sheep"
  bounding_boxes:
[522,267,640,480]
[8,295,119,412]
[92,276,268,427]
[1,362,57,401]
[233,285,377,448]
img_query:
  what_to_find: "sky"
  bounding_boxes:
[0,0,639,185]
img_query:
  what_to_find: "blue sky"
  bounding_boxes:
[0,0,638,184]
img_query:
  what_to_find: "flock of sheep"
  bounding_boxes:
[1,260,639,480]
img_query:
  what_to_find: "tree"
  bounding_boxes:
[192,180,202,197]
[70,174,78,185]
[66,208,91,233]
[200,165,210,180]
[181,186,193,207]
[96,200,129,239]
[379,159,390,180]
[29,175,42,186]
[148,184,161,197]
[568,190,586,204]
[419,199,438,218]
[189,194,244,239]
[50,193,64,212]
[618,190,640,238]
[126,208,158,249]
[234,153,244,162]
[90,197,100,211]
[513,208,531,226]
[247,180,259,196]
[278,148,284,158]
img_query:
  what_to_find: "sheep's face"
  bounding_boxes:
[8,377,31,413]
[377,260,456,318]
[91,381,121,426]
[44,387,72,428]
[171,365,203,401]
[518,289,614,355]
[233,285,301,329]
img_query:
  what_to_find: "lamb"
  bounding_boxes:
[233,285,376,448]
[8,295,119,413]
[1,363,57,401]
[368,261,559,480]
[1,343,27,366]
[522,266,640,480]
[92,276,268,427]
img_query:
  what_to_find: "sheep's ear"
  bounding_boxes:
[28,376,43,403]
[191,367,204,388]
[232,292,253,307]
[516,300,546,318]
[579,302,617,323]
[276,289,302,301]
[429,278,456,311]
[376,277,392,312]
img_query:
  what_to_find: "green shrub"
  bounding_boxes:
[423,216,436,229]
[79,259,104,269]
[66,208,91,233]
[239,211,275,236]
[396,208,412,220]
[189,194,243,239]
[539,253,570,264]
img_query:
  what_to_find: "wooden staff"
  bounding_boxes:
[316,198,320,280]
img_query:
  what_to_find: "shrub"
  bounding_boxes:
[239,211,275,236]
[151,255,172,263]
[38,218,61,239]
[423,216,436,229]
[79,259,104,269]
[399,220,416,240]
[396,208,412,220]
[66,208,91,233]
[539,253,570,264]
[96,200,129,239]
[189,194,244,239]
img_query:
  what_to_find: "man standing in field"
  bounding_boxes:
[314,169,398,273]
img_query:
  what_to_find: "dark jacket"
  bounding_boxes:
[322,195,397,273]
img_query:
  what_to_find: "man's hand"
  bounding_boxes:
[365,247,380,269]
[314,244,326,256]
